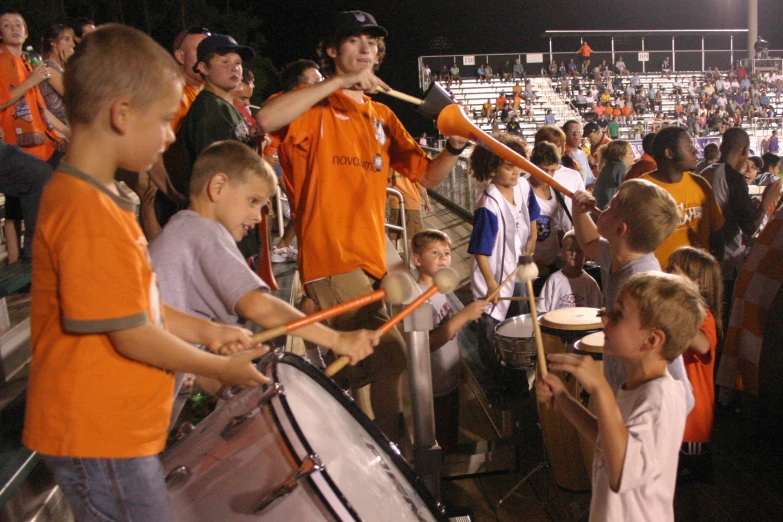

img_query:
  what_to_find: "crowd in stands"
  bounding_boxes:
[3,9,783,521]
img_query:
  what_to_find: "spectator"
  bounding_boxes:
[481,98,492,118]
[562,120,595,187]
[594,140,634,210]
[496,92,507,111]
[477,63,486,83]
[506,115,521,135]
[502,59,513,81]
[640,127,724,266]
[534,125,585,215]
[768,129,779,154]
[0,11,68,261]
[512,80,523,97]
[584,121,610,178]
[695,142,720,173]
[607,115,620,139]
[577,40,593,74]
[625,132,657,181]
[39,23,75,127]
[71,17,95,44]
[544,108,556,125]
[615,55,626,75]
[514,57,526,80]
[449,62,461,86]
[660,56,672,76]
[756,152,781,186]
[485,63,494,83]
[419,131,428,147]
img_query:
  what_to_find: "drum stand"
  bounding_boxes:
[496,423,586,522]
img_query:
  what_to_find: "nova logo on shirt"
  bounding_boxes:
[333,155,378,172]
[676,203,703,227]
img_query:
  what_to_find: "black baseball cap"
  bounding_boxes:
[330,11,388,41]
[583,122,601,135]
[193,34,255,72]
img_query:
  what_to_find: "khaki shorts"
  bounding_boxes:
[305,268,407,388]
[388,209,423,241]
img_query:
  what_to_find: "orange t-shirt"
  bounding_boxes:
[683,308,717,442]
[170,82,200,133]
[279,89,429,283]
[24,164,174,458]
[263,91,284,157]
[578,44,593,57]
[621,105,632,116]
[0,48,57,161]
[389,169,422,211]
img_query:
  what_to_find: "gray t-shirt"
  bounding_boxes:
[592,238,694,413]
[149,210,268,326]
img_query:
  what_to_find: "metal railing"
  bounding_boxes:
[422,147,478,215]
[385,188,410,267]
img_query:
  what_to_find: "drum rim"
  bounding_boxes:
[269,353,448,522]
[494,314,535,341]
[538,307,604,331]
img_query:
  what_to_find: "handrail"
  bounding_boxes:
[385,188,409,267]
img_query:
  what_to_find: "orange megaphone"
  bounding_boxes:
[437,105,600,215]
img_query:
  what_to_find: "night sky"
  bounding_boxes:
[254,0,782,133]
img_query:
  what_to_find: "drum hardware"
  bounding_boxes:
[166,422,195,449]
[253,454,325,512]
[220,382,284,440]
[165,465,191,489]
[217,347,283,400]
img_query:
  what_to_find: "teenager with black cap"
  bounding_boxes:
[256,10,468,443]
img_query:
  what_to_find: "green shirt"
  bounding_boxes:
[608,121,620,138]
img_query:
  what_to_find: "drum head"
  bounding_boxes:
[539,307,603,331]
[272,354,446,522]
[573,331,605,359]
[495,314,534,338]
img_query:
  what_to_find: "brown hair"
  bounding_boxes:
[317,35,386,78]
[666,246,723,339]
[619,272,705,362]
[612,179,678,253]
[411,229,452,255]
[534,125,566,154]
[190,140,277,197]
[470,132,528,182]
[530,141,561,167]
[64,24,182,126]
[603,140,631,164]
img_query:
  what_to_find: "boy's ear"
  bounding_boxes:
[412,253,422,267]
[173,49,186,67]
[326,46,338,59]
[196,61,209,77]
[109,97,133,134]
[642,327,666,353]
[206,173,229,201]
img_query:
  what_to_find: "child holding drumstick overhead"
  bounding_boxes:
[467,132,539,371]
[666,247,722,484]
[536,272,705,521]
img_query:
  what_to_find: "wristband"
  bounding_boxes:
[445,140,468,156]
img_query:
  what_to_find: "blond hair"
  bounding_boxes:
[667,246,723,339]
[64,24,182,126]
[561,230,580,251]
[613,179,678,253]
[411,229,451,255]
[619,272,705,362]
[190,141,277,197]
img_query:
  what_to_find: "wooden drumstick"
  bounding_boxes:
[484,256,538,302]
[213,272,415,355]
[515,256,547,376]
[325,267,461,377]
[383,89,424,105]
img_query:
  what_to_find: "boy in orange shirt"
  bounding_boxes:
[23,25,268,521]
[256,10,467,442]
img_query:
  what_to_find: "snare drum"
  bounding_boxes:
[573,331,605,478]
[494,314,536,369]
[537,307,603,492]
[163,353,446,521]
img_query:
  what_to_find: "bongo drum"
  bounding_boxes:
[162,353,446,521]
[537,307,603,492]
[573,331,605,478]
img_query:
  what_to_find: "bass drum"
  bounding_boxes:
[163,353,446,522]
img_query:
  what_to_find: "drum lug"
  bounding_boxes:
[217,350,283,400]
[165,465,191,488]
[220,383,284,440]
[253,454,324,513]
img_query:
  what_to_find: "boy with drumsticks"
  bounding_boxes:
[412,229,487,452]
[536,272,705,521]
[571,179,696,414]
[149,140,378,411]
[22,25,273,521]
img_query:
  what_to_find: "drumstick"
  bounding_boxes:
[484,256,538,302]
[383,89,424,105]
[515,256,547,376]
[213,272,414,355]
[325,267,461,377]
[498,296,542,301]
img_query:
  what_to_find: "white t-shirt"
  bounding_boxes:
[419,284,463,397]
[533,188,573,266]
[539,270,602,313]
[590,373,686,522]
[553,165,586,214]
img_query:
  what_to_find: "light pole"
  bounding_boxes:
[748,0,757,61]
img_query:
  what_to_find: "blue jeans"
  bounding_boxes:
[42,455,174,522]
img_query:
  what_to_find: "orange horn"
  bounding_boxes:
[437,105,600,216]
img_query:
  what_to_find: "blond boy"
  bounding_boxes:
[571,180,696,413]
[23,25,267,521]
[537,273,705,521]
[150,141,377,405]
[412,230,485,451]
